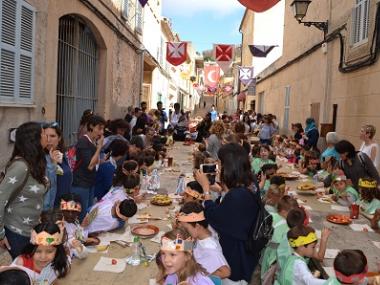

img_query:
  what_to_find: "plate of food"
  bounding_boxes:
[277,172,300,180]
[131,225,159,239]
[150,194,173,206]
[296,182,317,195]
[326,214,352,225]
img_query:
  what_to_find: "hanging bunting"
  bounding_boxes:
[238,0,280,13]
[166,42,187,66]
[248,45,277,57]
[239,66,254,86]
[138,0,149,7]
[204,65,221,88]
[213,44,234,73]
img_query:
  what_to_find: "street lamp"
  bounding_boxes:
[290,0,328,37]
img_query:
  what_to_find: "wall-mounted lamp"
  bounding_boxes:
[290,0,328,37]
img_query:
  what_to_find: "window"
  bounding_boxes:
[135,0,143,34]
[351,0,370,46]
[0,0,35,103]
[283,86,290,130]
[122,0,133,20]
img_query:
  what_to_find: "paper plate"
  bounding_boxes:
[132,225,160,239]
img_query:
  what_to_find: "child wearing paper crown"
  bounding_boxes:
[324,249,370,285]
[182,181,204,204]
[58,194,92,258]
[331,175,359,206]
[176,202,230,280]
[12,223,70,285]
[358,178,380,215]
[156,228,214,285]
[276,224,331,285]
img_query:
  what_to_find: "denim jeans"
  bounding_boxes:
[71,186,94,221]
[5,227,31,260]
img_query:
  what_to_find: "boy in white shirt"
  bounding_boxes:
[177,202,231,279]
[84,198,137,234]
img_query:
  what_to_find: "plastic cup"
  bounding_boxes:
[350,204,360,219]
[168,157,173,167]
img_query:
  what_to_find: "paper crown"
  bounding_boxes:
[184,188,203,200]
[289,232,317,248]
[332,175,347,183]
[30,230,63,246]
[335,265,368,284]
[358,178,377,189]
[177,211,205,223]
[60,200,82,212]
[161,236,194,252]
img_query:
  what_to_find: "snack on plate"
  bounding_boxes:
[151,194,172,206]
[326,214,352,225]
[297,182,316,191]
[277,172,299,180]
[132,225,159,238]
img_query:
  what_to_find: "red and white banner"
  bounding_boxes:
[238,0,280,13]
[166,42,187,66]
[204,65,220,88]
[213,44,234,73]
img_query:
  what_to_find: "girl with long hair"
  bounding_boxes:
[156,228,214,285]
[0,122,48,259]
[12,223,70,284]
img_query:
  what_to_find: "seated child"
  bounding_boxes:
[276,209,331,281]
[40,206,88,260]
[59,194,91,258]
[84,198,137,234]
[166,128,174,146]
[183,181,204,204]
[12,223,70,285]
[251,145,275,174]
[264,184,287,214]
[259,163,278,197]
[277,225,328,285]
[324,249,369,285]
[261,196,299,283]
[177,202,230,279]
[358,178,380,215]
[331,175,359,206]
[123,159,139,174]
[0,266,31,285]
[156,228,214,285]
[300,150,321,176]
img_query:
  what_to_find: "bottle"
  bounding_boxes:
[127,236,141,266]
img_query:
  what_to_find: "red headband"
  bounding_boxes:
[334,265,368,284]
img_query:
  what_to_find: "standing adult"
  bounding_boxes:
[304,118,320,151]
[157,101,168,132]
[196,113,212,143]
[291,123,304,143]
[170,103,182,128]
[335,140,380,189]
[210,105,218,122]
[321,132,340,163]
[42,123,73,209]
[206,121,225,160]
[77,109,93,139]
[195,143,260,285]
[133,102,148,135]
[0,122,48,259]
[258,115,276,145]
[359,125,380,169]
[71,115,106,221]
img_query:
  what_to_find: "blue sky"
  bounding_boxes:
[162,0,245,53]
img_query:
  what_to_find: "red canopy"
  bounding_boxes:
[238,0,280,13]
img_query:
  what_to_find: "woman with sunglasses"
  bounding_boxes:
[0,122,48,259]
[42,122,73,209]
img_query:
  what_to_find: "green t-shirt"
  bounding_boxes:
[359,198,380,215]
[251,158,274,174]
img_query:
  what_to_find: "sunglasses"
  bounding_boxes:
[42,122,59,129]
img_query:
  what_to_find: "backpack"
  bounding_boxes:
[66,145,81,171]
[246,190,274,256]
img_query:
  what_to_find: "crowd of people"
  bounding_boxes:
[0,102,380,285]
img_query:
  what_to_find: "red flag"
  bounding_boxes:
[238,0,280,13]
[166,42,187,66]
[214,44,234,62]
[204,65,220,88]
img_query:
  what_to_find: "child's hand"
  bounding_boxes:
[71,239,83,252]
[321,227,331,241]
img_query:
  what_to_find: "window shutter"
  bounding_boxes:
[1,0,17,46]
[135,0,143,34]
[0,49,16,97]
[19,4,33,98]
[362,0,369,41]
[351,0,370,45]
[122,0,129,20]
